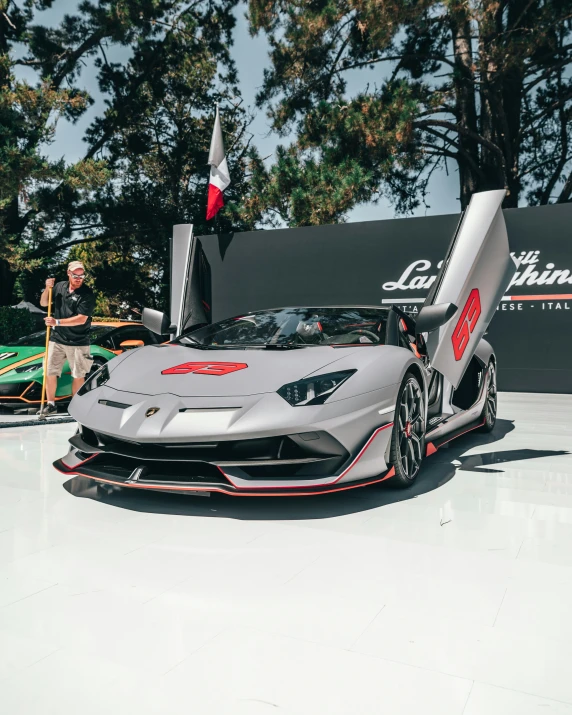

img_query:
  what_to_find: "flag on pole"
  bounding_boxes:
[206,105,231,220]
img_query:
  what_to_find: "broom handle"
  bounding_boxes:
[40,287,53,411]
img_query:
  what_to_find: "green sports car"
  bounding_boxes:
[0,321,166,410]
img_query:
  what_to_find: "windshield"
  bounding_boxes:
[177,307,389,348]
[12,325,114,347]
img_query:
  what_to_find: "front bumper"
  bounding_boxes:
[0,380,72,407]
[54,421,395,496]
[55,382,399,495]
[0,380,43,406]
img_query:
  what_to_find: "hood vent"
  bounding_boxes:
[179,407,239,413]
[98,399,131,410]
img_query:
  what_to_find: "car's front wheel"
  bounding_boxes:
[389,373,426,488]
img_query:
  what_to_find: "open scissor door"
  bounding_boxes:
[418,190,518,388]
[171,224,212,335]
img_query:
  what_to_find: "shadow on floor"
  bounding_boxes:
[62,418,569,521]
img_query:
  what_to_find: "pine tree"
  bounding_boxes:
[0,0,251,308]
[81,2,254,312]
[243,0,572,225]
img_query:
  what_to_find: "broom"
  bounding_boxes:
[38,286,53,419]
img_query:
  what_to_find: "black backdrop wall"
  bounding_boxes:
[195,202,572,394]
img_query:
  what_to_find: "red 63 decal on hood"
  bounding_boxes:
[161,362,248,376]
[451,289,481,361]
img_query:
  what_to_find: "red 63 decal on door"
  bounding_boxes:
[451,289,481,361]
[161,362,248,376]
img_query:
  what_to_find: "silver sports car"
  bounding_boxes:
[54,190,517,496]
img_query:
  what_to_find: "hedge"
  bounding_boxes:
[0,307,37,345]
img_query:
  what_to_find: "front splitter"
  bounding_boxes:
[53,458,395,497]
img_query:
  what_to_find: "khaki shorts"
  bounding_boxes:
[47,342,93,379]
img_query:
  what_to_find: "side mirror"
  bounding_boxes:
[142,308,175,336]
[120,339,144,350]
[415,302,458,334]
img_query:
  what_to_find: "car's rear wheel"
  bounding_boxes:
[478,360,497,433]
[389,373,426,487]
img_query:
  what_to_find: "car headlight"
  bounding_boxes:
[77,364,110,395]
[14,362,43,373]
[277,370,356,406]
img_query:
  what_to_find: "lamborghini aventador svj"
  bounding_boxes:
[54,189,518,496]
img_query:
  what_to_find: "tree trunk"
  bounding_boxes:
[478,2,508,198]
[500,0,531,207]
[450,3,480,208]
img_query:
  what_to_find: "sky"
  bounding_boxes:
[27,0,462,224]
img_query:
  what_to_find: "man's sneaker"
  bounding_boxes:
[37,404,57,417]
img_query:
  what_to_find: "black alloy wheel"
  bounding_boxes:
[478,361,497,433]
[390,374,426,487]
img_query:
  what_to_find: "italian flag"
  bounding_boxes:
[206,105,231,220]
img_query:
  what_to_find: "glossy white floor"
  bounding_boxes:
[1,392,572,714]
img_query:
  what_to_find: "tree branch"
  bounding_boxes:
[29,226,154,259]
[419,124,485,179]
[413,118,506,162]
[522,89,572,131]
[519,155,562,179]
[334,52,457,77]
[539,70,570,204]
[14,58,44,67]
[524,54,572,93]
[557,172,572,203]
[417,106,457,117]
[420,126,461,150]
[421,145,458,162]
[51,27,107,90]
[2,11,16,30]
[326,34,352,95]
[30,235,100,258]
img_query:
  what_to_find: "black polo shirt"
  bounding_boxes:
[50,281,95,346]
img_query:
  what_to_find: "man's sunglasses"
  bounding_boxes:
[69,271,87,280]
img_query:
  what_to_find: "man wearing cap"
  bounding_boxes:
[38,261,95,416]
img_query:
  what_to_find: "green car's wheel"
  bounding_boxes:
[61,357,107,411]
[87,356,106,379]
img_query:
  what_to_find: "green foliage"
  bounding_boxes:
[82,0,255,310]
[64,242,158,318]
[238,84,425,226]
[1,0,253,309]
[243,0,572,223]
[0,307,36,345]
[91,316,135,322]
[4,0,570,303]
